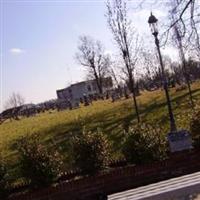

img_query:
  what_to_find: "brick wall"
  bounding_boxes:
[9,149,200,200]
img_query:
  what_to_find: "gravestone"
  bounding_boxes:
[167,130,193,153]
[83,95,90,106]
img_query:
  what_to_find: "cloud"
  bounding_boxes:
[10,48,25,55]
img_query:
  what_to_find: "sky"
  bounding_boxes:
[0,0,178,112]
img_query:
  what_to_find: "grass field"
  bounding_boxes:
[0,81,200,180]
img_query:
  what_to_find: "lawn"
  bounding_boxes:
[0,81,200,181]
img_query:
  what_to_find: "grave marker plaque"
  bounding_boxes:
[167,130,193,152]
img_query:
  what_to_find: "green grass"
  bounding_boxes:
[0,81,200,180]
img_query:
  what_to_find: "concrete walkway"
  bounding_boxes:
[108,171,200,200]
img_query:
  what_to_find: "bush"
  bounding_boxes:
[122,123,167,165]
[17,134,63,187]
[0,161,9,199]
[71,130,110,174]
[190,108,200,147]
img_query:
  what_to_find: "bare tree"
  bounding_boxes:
[188,2,200,60]
[160,0,200,47]
[3,92,25,120]
[5,92,25,109]
[139,48,175,90]
[131,0,199,49]
[140,49,162,90]
[76,35,110,94]
[170,62,184,85]
[172,0,199,33]
[168,0,195,107]
[109,62,119,87]
[106,0,141,122]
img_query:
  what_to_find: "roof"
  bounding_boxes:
[56,77,112,92]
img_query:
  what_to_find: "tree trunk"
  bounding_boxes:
[129,74,140,123]
[93,66,103,95]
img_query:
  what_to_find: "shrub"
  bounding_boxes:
[190,108,200,147]
[71,130,110,174]
[122,123,167,165]
[17,134,63,187]
[0,161,9,199]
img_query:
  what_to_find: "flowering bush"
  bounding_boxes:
[71,130,110,174]
[17,134,63,187]
[122,123,167,164]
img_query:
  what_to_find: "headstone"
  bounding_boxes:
[80,97,83,104]
[167,130,193,153]
[83,95,89,106]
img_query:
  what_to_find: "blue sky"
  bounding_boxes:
[0,0,176,111]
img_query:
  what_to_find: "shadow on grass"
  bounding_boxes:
[140,88,200,117]
[40,87,200,157]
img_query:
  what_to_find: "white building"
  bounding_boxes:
[56,77,113,102]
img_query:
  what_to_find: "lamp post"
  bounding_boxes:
[148,13,177,133]
[148,13,193,153]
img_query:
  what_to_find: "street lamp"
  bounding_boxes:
[148,12,192,153]
[148,12,177,133]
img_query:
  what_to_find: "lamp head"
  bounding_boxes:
[148,12,158,36]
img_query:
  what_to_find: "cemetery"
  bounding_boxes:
[0,80,200,199]
[1,0,200,199]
